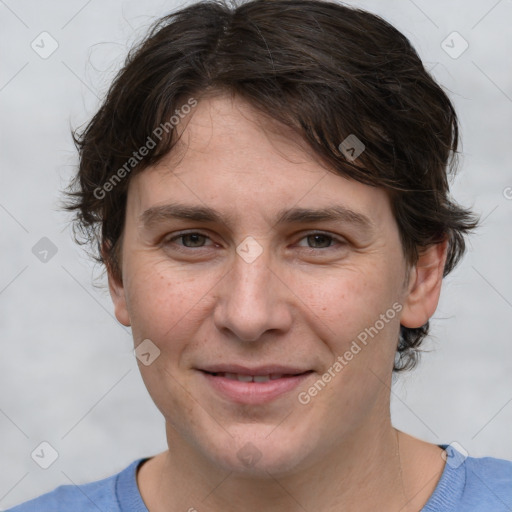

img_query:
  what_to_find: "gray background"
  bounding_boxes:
[1,0,511,508]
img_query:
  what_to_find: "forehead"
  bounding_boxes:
[173,93,316,163]
[127,93,394,229]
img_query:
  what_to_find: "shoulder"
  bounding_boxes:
[463,454,512,505]
[7,459,146,512]
[7,475,118,512]
[424,447,512,512]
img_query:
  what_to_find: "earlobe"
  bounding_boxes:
[102,240,131,327]
[400,239,448,329]
[107,267,131,327]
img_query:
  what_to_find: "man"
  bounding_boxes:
[10,0,512,510]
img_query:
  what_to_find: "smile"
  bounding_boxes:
[207,372,293,382]
[198,369,314,404]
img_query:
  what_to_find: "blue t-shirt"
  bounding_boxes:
[7,445,512,511]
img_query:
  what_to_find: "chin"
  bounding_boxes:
[203,424,321,478]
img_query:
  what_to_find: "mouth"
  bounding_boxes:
[197,367,314,404]
[202,372,303,382]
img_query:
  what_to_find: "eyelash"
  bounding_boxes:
[162,231,346,252]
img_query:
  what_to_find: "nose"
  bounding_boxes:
[213,245,293,343]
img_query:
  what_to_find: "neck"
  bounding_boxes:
[139,412,414,512]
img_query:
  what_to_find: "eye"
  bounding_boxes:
[161,230,345,253]
[163,231,214,249]
[296,232,345,249]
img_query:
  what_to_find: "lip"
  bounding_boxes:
[198,364,311,375]
[197,368,314,405]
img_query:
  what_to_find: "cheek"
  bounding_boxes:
[123,262,220,424]
[123,259,220,346]
[301,267,400,342]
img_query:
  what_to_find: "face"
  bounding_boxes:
[109,93,441,476]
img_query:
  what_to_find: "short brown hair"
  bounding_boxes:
[66,0,478,372]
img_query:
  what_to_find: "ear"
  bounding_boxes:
[400,239,448,329]
[103,244,131,327]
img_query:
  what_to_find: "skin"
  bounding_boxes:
[108,92,448,512]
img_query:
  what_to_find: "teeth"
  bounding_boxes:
[253,375,270,382]
[236,374,254,382]
[217,373,287,382]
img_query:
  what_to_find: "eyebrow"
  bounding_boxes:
[139,202,374,232]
